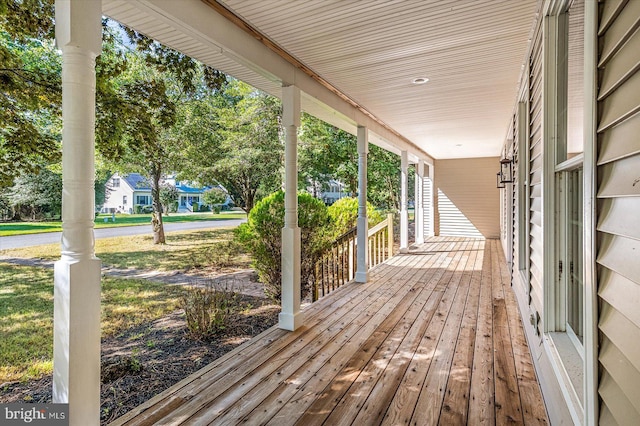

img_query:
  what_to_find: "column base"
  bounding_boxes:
[279,311,303,331]
[53,257,101,425]
[400,247,410,254]
[355,271,369,283]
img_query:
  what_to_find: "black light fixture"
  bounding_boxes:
[499,157,514,184]
[496,172,505,189]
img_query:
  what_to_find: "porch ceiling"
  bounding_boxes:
[102,0,541,160]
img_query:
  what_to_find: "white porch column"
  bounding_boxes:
[279,85,302,331]
[400,150,409,252]
[355,126,369,283]
[425,164,435,237]
[415,160,425,244]
[53,1,102,424]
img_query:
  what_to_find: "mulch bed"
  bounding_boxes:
[0,294,279,425]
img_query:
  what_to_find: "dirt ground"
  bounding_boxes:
[0,293,279,425]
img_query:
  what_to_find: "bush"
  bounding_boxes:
[181,281,239,339]
[327,197,384,236]
[191,202,199,212]
[171,201,179,213]
[141,205,154,214]
[199,204,210,212]
[235,191,330,301]
[134,204,143,214]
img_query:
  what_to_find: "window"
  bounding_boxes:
[123,195,127,205]
[136,195,150,205]
[556,159,584,349]
[112,177,120,188]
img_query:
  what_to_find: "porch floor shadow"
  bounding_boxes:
[110,237,548,426]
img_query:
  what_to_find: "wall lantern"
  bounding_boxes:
[496,172,505,189]
[499,157,514,184]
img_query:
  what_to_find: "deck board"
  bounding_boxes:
[110,237,548,426]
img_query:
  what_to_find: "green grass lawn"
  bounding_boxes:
[0,227,250,272]
[0,263,184,383]
[0,225,251,383]
[0,211,247,237]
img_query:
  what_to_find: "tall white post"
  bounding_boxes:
[355,126,369,283]
[415,160,425,244]
[53,1,102,424]
[425,164,435,237]
[400,150,409,252]
[279,85,302,331]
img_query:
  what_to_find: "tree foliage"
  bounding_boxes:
[176,80,282,213]
[6,168,62,219]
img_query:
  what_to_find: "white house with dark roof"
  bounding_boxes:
[102,173,211,213]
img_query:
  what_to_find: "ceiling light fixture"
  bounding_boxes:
[412,77,429,85]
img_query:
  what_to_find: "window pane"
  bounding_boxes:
[567,167,583,343]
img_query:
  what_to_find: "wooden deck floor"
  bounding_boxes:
[111,237,548,426]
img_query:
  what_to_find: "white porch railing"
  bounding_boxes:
[312,213,394,301]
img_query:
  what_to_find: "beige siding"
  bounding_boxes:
[597,1,640,424]
[433,157,499,238]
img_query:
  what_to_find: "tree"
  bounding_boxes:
[177,80,282,213]
[159,183,178,214]
[299,113,358,196]
[7,168,62,220]
[203,187,227,212]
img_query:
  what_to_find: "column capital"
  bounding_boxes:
[282,85,301,127]
[55,0,102,55]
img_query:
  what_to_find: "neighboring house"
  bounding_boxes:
[102,173,212,214]
[308,179,349,205]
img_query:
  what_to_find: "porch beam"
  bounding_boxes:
[400,150,409,252]
[355,126,369,283]
[53,0,102,424]
[279,85,302,331]
[415,160,425,244]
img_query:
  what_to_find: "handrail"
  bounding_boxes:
[312,213,394,301]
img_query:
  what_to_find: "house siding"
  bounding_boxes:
[433,157,500,239]
[528,18,545,320]
[596,1,640,424]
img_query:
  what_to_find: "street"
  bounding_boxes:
[0,219,246,250]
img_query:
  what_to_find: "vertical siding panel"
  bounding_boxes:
[597,1,640,424]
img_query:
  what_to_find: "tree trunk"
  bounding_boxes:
[150,166,166,244]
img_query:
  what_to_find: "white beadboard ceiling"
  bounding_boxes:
[103,0,541,160]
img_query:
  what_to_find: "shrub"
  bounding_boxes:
[191,202,199,212]
[235,191,330,301]
[327,197,384,236]
[141,205,154,214]
[134,204,143,214]
[199,204,210,212]
[181,281,239,339]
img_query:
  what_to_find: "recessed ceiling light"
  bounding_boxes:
[455,144,463,147]
[412,77,429,85]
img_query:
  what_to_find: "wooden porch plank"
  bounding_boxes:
[155,255,422,425]
[333,240,476,425]
[491,240,525,425]
[410,239,477,426]
[438,238,484,425]
[236,250,448,425]
[380,240,474,425]
[497,240,549,425]
[211,252,434,424]
[108,237,549,426]
[287,244,467,425]
[468,239,495,425]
